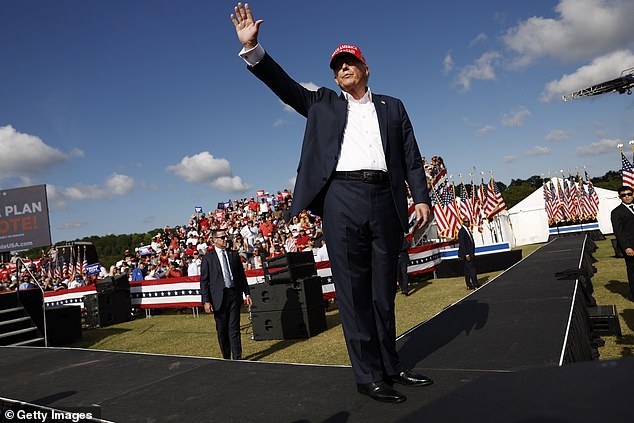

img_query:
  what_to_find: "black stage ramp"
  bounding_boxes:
[397,234,596,372]
[0,347,630,422]
[0,346,469,422]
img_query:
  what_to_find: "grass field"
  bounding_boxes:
[69,238,634,364]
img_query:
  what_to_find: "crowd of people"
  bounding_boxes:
[108,190,330,282]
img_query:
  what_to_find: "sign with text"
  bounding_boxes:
[0,184,51,253]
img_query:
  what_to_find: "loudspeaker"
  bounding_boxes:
[264,252,317,284]
[588,305,622,336]
[250,307,327,340]
[97,290,131,327]
[250,276,324,312]
[46,305,82,346]
[95,274,130,294]
[83,293,100,328]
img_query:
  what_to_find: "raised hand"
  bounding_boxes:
[230,3,263,50]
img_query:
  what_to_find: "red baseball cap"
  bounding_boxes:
[329,43,365,69]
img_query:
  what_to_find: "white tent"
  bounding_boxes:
[508,178,620,246]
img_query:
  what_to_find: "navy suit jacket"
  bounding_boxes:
[457,226,475,261]
[248,53,430,232]
[200,249,250,311]
[611,204,634,256]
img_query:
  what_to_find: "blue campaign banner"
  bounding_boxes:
[85,263,101,276]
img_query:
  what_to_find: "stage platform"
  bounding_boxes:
[0,235,629,422]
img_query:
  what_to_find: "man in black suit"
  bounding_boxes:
[610,185,634,300]
[200,230,252,359]
[457,218,479,290]
[230,3,432,403]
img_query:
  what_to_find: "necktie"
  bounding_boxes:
[220,250,233,288]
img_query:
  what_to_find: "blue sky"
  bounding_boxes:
[2,0,634,243]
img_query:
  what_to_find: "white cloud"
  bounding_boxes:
[0,125,67,179]
[575,138,620,155]
[167,151,251,193]
[504,0,634,67]
[525,146,551,156]
[62,173,135,200]
[503,155,518,163]
[273,119,291,128]
[282,82,319,112]
[546,129,570,142]
[541,49,634,101]
[476,124,496,136]
[57,221,88,230]
[105,173,135,196]
[455,51,501,91]
[69,148,85,158]
[443,52,454,73]
[211,176,251,193]
[469,33,488,48]
[166,152,231,183]
[501,106,531,127]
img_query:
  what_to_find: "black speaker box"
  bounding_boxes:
[250,307,327,340]
[264,251,317,284]
[97,290,131,327]
[250,276,324,312]
[46,305,82,346]
[83,293,100,328]
[95,274,130,294]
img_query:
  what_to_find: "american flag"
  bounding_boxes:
[585,171,600,216]
[621,151,634,188]
[442,186,460,239]
[560,178,576,221]
[458,182,474,224]
[543,180,555,224]
[431,186,453,239]
[430,167,447,192]
[475,179,486,232]
[485,177,506,220]
[83,248,88,273]
[578,180,593,219]
[549,180,564,223]
[406,204,418,241]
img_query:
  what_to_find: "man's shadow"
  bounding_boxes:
[396,300,489,368]
[605,279,631,300]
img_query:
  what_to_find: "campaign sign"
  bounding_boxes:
[85,263,101,276]
[0,185,51,253]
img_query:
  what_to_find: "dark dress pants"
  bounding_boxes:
[322,179,403,384]
[625,256,634,299]
[214,287,243,360]
[464,259,479,288]
[397,253,409,294]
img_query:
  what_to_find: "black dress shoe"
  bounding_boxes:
[357,381,407,403]
[391,370,434,387]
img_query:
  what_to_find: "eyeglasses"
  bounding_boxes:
[620,193,633,198]
[215,235,228,240]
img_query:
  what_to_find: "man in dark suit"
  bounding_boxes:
[457,218,479,290]
[610,185,634,300]
[230,3,432,403]
[200,230,252,360]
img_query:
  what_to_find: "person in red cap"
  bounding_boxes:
[231,3,432,403]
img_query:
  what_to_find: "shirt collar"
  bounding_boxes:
[342,87,372,104]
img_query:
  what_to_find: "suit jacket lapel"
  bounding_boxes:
[373,95,389,156]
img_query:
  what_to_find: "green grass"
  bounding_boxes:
[69,240,633,363]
